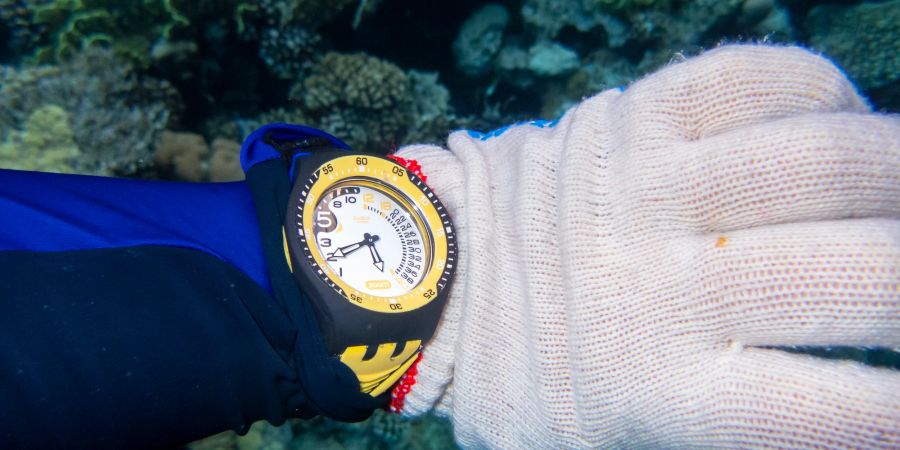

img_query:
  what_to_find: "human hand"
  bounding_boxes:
[396,45,899,448]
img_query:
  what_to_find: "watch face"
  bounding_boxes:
[289,155,455,313]
[312,180,429,297]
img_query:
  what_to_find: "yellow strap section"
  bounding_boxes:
[283,229,422,396]
[340,340,422,397]
[281,228,294,272]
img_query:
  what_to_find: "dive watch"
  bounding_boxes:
[281,135,456,397]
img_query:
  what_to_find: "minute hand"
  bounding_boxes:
[368,242,384,272]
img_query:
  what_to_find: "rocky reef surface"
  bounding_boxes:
[0,0,898,448]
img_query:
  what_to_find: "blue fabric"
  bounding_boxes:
[240,122,350,173]
[0,123,351,294]
[0,123,381,449]
[241,159,388,422]
[0,168,271,292]
[0,245,301,449]
[465,118,559,141]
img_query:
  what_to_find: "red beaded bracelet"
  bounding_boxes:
[388,352,423,413]
[386,155,428,185]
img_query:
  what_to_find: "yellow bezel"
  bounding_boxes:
[297,155,451,313]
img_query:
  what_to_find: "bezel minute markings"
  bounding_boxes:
[291,155,456,314]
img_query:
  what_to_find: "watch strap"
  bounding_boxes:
[240,123,351,174]
[339,340,422,396]
[250,124,432,400]
[242,128,387,419]
[280,212,429,398]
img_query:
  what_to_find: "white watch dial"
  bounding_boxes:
[312,180,430,297]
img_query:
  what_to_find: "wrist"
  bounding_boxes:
[390,144,468,416]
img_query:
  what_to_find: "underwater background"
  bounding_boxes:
[0,0,897,448]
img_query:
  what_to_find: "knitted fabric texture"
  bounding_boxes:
[395,45,900,449]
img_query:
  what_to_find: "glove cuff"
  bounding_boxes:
[389,144,467,417]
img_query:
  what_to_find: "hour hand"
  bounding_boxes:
[327,233,379,261]
[328,241,364,260]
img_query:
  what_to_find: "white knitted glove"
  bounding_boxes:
[395,45,900,449]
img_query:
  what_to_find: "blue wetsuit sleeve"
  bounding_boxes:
[0,169,308,448]
[0,168,271,292]
[0,124,381,448]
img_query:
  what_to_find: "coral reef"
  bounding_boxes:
[736,0,791,40]
[258,25,324,79]
[254,53,457,151]
[14,0,277,67]
[520,0,635,40]
[258,0,357,28]
[495,40,580,88]
[153,130,209,182]
[0,0,44,59]
[522,0,750,64]
[806,0,900,92]
[456,0,799,121]
[236,421,293,450]
[452,3,509,76]
[0,103,80,173]
[301,52,410,111]
[444,0,796,123]
[0,47,177,175]
[209,137,244,182]
[189,411,457,450]
[251,0,339,78]
[540,48,637,117]
[290,410,457,450]
[596,0,671,12]
[292,51,414,151]
[25,0,188,66]
[404,70,453,146]
[153,131,244,182]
